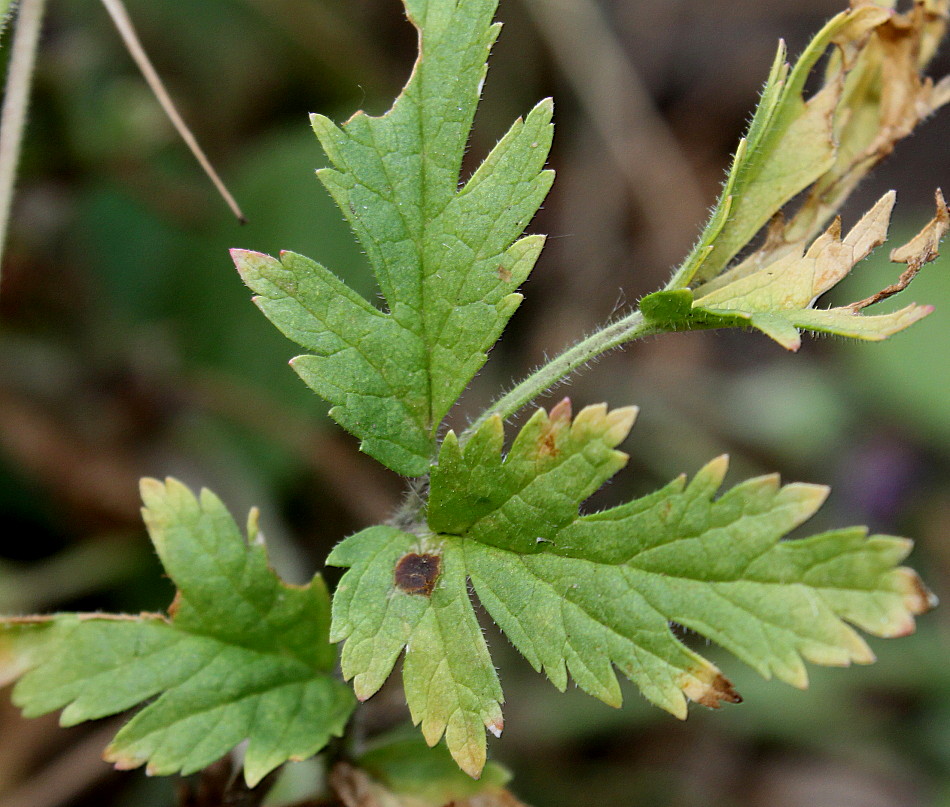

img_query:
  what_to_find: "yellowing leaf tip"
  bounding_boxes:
[104,745,146,772]
[699,454,730,488]
[605,405,639,444]
[567,402,638,447]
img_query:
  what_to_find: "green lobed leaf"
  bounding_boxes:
[428,398,637,549]
[235,0,554,476]
[328,526,502,779]
[329,401,935,776]
[4,479,355,786]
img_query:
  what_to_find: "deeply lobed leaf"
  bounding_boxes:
[2,480,355,786]
[328,526,503,779]
[329,402,935,776]
[643,190,948,350]
[235,0,554,476]
[428,398,637,548]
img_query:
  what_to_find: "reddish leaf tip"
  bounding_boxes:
[548,397,573,423]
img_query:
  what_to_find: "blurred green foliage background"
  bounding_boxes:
[0,1,947,805]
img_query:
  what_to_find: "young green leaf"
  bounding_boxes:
[642,191,947,350]
[428,398,636,548]
[234,0,554,476]
[330,401,935,777]
[2,479,355,786]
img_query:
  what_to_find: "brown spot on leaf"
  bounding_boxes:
[394,553,441,596]
[538,431,559,458]
[681,668,742,709]
[496,265,512,282]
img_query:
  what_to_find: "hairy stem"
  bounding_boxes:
[464,309,657,438]
[0,0,47,285]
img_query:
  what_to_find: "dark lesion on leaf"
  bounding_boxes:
[680,662,743,710]
[394,553,441,596]
[697,673,743,708]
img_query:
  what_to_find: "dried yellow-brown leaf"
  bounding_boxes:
[674,0,948,288]
[787,0,950,244]
[891,188,950,265]
[850,189,949,310]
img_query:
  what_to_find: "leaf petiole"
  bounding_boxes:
[464,309,658,438]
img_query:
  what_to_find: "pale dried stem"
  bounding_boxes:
[99,0,247,223]
[0,0,46,290]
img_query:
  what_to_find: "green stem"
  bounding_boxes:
[0,0,47,287]
[463,309,657,439]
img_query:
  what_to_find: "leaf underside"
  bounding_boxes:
[234,0,554,476]
[643,191,948,350]
[653,1,949,353]
[2,480,355,786]
[328,401,935,777]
